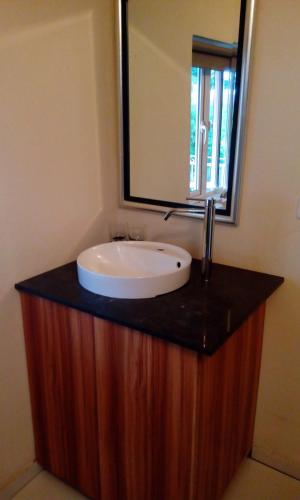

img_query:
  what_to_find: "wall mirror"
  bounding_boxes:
[117,0,255,223]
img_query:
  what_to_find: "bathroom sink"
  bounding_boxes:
[77,241,192,299]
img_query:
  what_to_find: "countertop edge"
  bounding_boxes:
[15,260,284,356]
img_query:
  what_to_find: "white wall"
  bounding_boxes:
[0,0,118,488]
[1,0,300,489]
[120,0,300,479]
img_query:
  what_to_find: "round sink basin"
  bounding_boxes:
[77,241,192,299]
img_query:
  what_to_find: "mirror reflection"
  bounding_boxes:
[123,0,247,217]
[189,35,237,201]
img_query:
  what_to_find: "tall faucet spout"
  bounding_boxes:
[201,198,215,282]
[163,199,216,283]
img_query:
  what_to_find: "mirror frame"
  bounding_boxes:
[117,0,256,223]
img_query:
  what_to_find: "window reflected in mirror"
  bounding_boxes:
[189,37,237,207]
[119,0,255,222]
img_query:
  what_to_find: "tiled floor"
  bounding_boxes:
[11,459,300,500]
[12,472,87,500]
[223,460,300,500]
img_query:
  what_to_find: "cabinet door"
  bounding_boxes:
[94,304,265,500]
[94,318,200,500]
[21,294,99,499]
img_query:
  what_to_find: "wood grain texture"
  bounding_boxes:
[20,292,265,500]
[94,303,265,500]
[20,294,99,499]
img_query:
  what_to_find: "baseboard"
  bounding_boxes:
[0,463,42,500]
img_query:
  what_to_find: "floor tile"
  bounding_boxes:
[223,459,300,500]
[12,471,87,500]
[11,459,300,499]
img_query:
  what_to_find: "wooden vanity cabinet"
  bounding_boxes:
[21,295,100,498]
[20,293,265,500]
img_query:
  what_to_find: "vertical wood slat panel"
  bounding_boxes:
[195,303,266,499]
[21,291,265,500]
[20,294,99,499]
[94,319,200,500]
[95,303,265,500]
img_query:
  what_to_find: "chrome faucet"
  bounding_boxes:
[164,198,216,283]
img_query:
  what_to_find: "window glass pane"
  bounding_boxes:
[207,69,222,191]
[190,67,200,192]
[219,69,236,189]
[206,70,215,186]
[189,66,236,196]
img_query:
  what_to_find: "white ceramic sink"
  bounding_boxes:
[77,241,192,299]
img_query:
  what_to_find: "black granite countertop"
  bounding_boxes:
[15,260,283,355]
